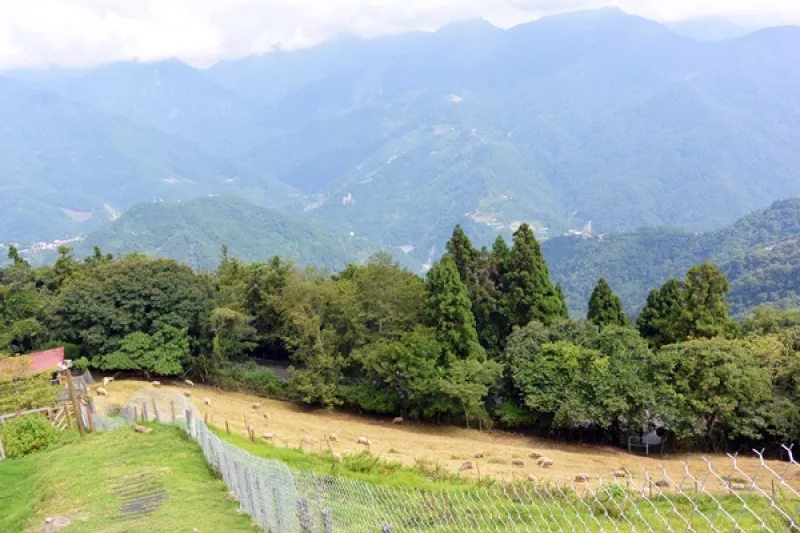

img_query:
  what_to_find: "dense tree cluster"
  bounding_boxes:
[1,225,799,452]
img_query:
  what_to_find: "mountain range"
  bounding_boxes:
[1,7,799,302]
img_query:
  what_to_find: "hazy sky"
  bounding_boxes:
[0,0,798,69]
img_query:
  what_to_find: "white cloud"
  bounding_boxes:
[0,0,797,69]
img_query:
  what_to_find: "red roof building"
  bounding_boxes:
[0,347,65,378]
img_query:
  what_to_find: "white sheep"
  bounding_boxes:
[151,381,161,387]
[102,377,114,387]
[262,412,270,420]
[459,461,474,471]
[511,458,525,467]
[574,473,590,483]
[527,473,537,482]
[96,387,108,396]
[183,391,192,398]
[611,471,628,479]
[329,433,339,442]
[473,451,484,459]
[539,458,554,468]
[392,416,404,425]
[357,436,371,446]
[529,451,543,459]
[655,479,671,488]
[251,402,261,410]
[184,379,194,387]
[204,397,212,406]
[262,433,274,440]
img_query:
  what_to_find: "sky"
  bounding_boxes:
[0,0,798,69]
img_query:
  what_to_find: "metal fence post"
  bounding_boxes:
[321,507,333,533]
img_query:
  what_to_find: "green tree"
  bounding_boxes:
[440,357,502,428]
[677,263,734,340]
[354,327,445,418]
[52,246,80,291]
[48,258,213,357]
[425,255,484,362]
[99,325,189,377]
[7,318,42,353]
[504,224,564,328]
[84,246,113,267]
[636,278,685,348]
[210,307,256,369]
[587,278,627,329]
[653,338,772,450]
[6,245,28,268]
[445,225,479,290]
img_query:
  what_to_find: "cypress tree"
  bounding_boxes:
[636,278,685,347]
[446,225,479,290]
[503,224,563,328]
[587,278,627,328]
[555,283,569,319]
[425,254,485,362]
[678,263,733,340]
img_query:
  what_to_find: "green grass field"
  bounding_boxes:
[0,425,257,533]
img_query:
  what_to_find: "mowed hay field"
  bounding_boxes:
[94,379,800,492]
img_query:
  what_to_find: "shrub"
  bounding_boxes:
[215,361,287,398]
[0,414,59,458]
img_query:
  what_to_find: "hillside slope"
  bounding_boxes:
[543,198,800,315]
[0,77,296,243]
[78,196,373,271]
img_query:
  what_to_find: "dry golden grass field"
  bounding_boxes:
[93,379,800,492]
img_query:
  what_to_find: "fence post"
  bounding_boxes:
[0,434,5,461]
[87,408,95,433]
[321,507,333,533]
[185,409,194,439]
[153,399,161,423]
[170,401,176,424]
[65,405,73,429]
[297,497,313,532]
[143,403,149,422]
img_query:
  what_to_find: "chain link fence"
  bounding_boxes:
[111,391,800,532]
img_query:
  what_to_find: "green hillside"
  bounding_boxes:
[543,198,800,315]
[77,196,373,271]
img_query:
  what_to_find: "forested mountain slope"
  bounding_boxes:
[75,196,372,271]
[1,8,798,258]
[543,198,800,315]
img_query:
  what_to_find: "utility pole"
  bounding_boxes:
[61,362,85,439]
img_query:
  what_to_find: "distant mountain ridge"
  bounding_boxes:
[74,196,374,271]
[1,7,799,263]
[542,198,800,316]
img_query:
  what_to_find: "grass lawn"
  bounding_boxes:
[0,425,258,533]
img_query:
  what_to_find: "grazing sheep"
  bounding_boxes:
[574,473,590,483]
[527,473,537,482]
[332,452,343,462]
[535,457,546,465]
[654,479,671,488]
[183,391,192,398]
[611,471,628,479]
[134,424,153,434]
[302,435,312,446]
[539,458,554,468]
[328,434,339,442]
[151,381,161,387]
[102,377,114,387]
[95,387,108,396]
[184,379,194,387]
[729,482,746,491]
[459,461,474,471]
[251,402,261,410]
[529,451,543,459]
[357,436,371,446]
[204,397,212,406]
[262,412,270,420]
[392,416,404,425]
[473,451,484,459]
[511,458,525,468]
[262,433,274,440]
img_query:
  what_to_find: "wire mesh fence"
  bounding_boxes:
[110,391,800,532]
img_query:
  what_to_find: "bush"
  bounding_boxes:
[215,361,288,399]
[0,415,59,458]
